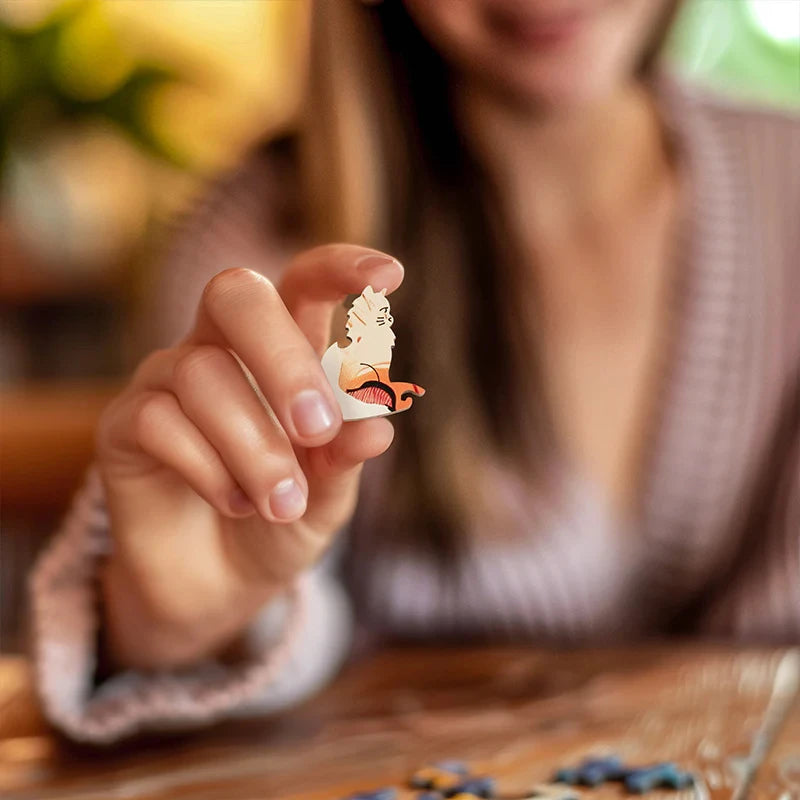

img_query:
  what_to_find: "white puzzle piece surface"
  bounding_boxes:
[322,285,425,421]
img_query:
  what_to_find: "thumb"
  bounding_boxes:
[300,415,395,533]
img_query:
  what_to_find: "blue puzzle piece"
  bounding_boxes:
[554,755,627,786]
[443,775,496,798]
[343,789,397,800]
[624,763,694,793]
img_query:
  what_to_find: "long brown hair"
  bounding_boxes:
[298,0,681,555]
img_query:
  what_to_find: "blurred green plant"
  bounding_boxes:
[0,0,190,177]
[668,0,800,109]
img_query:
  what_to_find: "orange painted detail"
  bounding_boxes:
[326,285,426,418]
[341,365,425,412]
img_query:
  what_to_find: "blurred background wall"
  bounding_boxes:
[1,0,798,652]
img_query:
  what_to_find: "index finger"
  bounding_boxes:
[186,268,342,448]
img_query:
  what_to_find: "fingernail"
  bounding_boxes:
[291,389,336,438]
[355,254,403,273]
[269,478,307,521]
[229,488,254,515]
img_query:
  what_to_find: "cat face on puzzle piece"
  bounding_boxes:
[345,285,395,351]
[322,285,425,421]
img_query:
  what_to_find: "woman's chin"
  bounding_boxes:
[474,34,638,112]
[493,68,622,113]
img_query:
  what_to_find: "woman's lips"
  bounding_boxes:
[486,7,590,49]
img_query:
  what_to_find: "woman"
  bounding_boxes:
[32,0,799,742]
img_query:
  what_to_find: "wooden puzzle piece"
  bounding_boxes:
[323,286,425,420]
[410,761,471,791]
[623,763,694,793]
[553,756,626,786]
[553,755,693,794]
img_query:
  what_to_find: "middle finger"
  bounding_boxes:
[171,344,308,523]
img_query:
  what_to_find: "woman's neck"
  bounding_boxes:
[454,78,681,516]
[454,79,673,242]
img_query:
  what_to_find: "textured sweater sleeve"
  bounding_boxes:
[701,404,800,641]
[30,468,353,744]
[687,96,800,643]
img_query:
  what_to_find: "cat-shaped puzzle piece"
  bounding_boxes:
[322,285,425,420]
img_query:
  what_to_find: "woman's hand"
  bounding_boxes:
[96,245,403,669]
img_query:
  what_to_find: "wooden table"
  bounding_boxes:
[1,645,798,800]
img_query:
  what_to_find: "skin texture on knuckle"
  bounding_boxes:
[269,344,320,390]
[132,391,174,450]
[131,348,173,385]
[97,349,179,457]
[96,386,159,458]
[171,345,229,393]
[202,267,277,320]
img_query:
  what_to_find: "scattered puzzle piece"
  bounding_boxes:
[351,754,691,800]
[554,755,694,794]
[554,756,627,787]
[443,776,496,798]
[623,763,694,793]
[410,761,470,791]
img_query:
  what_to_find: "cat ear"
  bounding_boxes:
[361,286,376,311]
[378,288,387,296]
